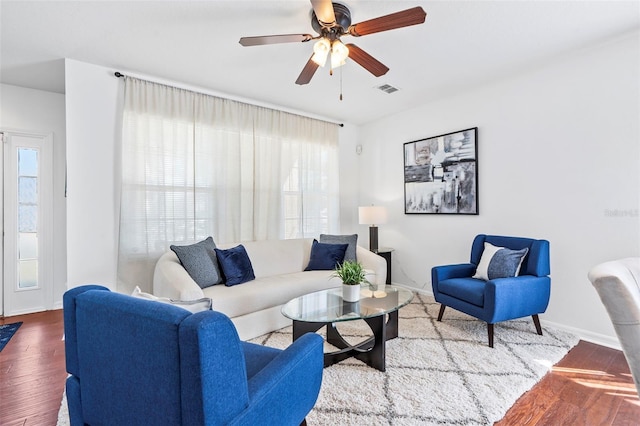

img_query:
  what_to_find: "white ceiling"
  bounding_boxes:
[1,1,639,125]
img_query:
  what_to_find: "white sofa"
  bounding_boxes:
[153,238,387,340]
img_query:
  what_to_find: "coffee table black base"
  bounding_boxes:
[292,311,399,372]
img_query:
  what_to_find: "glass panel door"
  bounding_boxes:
[3,132,53,316]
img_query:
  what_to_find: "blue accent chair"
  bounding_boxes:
[431,234,551,347]
[63,285,323,426]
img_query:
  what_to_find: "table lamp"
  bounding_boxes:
[358,206,388,253]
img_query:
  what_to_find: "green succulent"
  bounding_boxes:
[333,260,368,285]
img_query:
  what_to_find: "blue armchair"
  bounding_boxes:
[431,234,551,347]
[63,285,323,426]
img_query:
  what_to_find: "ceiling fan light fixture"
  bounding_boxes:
[330,39,349,69]
[311,38,330,66]
[239,1,427,86]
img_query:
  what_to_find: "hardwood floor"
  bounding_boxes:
[497,340,640,425]
[1,310,638,425]
[1,310,67,426]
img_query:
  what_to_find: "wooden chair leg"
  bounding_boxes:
[437,304,446,321]
[532,314,543,335]
[487,323,494,348]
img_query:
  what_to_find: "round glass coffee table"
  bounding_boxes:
[281,284,414,372]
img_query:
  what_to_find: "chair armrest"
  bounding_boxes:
[432,264,476,287]
[153,251,205,301]
[357,246,387,285]
[486,275,551,322]
[589,258,640,325]
[181,311,250,425]
[233,333,324,425]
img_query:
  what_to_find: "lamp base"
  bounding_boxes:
[369,226,379,253]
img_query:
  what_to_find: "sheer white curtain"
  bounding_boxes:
[117,77,340,293]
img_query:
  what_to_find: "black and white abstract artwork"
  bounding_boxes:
[404,127,478,214]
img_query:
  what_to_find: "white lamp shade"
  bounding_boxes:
[359,206,388,225]
[330,40,349,69]
[311,38,330,67]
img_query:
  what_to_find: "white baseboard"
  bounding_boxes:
[540,319,621,351]
[396,283,622,351]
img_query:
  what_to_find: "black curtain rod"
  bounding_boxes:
[113,71,344,127]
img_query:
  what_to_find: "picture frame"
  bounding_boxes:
[404,127,478,215]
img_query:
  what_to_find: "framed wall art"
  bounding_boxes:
[404,127,478,215]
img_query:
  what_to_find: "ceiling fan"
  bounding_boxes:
[239,0,427,85]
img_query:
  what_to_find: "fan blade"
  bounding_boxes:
[239,34,314,46]
[295,55,320,85]
[311,0,336,27]
[346,44,389,77]
[348,6,426,37]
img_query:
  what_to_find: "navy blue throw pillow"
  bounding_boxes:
[473,242,529,281]
[214,245,255,286]
[319,234,358,262]
[304,239,348,271]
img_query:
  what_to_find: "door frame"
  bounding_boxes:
[2,129,55,317]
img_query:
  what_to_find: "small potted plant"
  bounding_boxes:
[333,260,368,302]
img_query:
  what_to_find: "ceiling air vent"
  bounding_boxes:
[376,84,399,94]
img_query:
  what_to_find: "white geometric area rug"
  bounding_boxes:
[57,294,578,426]
[250,293,579,426]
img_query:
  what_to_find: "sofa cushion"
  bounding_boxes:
[170,237,222,288]
[131,286,213,313]
[473,242,529,281]
[230,239,307,279]
[304,239,348,271]
[319,234,358,262]
[203,271,342,319]
[215,245,256,286]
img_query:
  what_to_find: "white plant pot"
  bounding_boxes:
[342,284,360,302]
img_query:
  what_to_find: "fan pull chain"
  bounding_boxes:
[339,66,343,101]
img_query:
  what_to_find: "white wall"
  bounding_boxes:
[338,123,361,234]
[357,31,640,347]
[65,59,122,290]
[63,31,639,345]
[0,83,67,310]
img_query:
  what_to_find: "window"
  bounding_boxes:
[118,77,340,290]
[17,148,39,289]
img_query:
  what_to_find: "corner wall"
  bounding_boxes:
[357,31,640,347]
[65,59,122,290]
